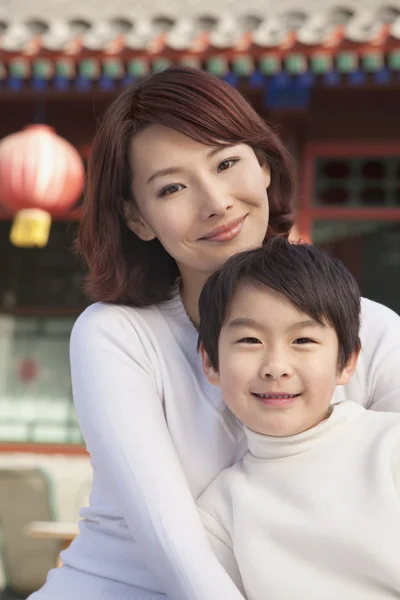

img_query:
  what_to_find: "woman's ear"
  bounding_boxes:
[263,163,271,190]
[337,349,360,386]
[199,343,221,387]
[123,201,156,242]
[255,150,271,190]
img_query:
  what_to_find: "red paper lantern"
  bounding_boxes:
[0,125,85,247]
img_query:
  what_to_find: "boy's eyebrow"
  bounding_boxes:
[227,317,263,330]
[289,319,325,331]
[226,317,325,331]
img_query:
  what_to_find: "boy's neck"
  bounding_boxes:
[248,406,334,439]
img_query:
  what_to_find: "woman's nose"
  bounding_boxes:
[199,181,233,219]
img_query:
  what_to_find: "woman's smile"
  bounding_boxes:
[199,215,248,242]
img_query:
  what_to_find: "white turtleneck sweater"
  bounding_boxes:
[28,290,400,600]
[198,401,400,600]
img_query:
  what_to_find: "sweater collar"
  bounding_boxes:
[244,401,364,460]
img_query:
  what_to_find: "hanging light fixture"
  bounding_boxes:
[0,125,85,247]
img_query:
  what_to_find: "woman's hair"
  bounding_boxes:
[198,237,361,372]
[78,67,296,306]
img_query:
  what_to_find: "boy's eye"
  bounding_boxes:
[158,183,185,197]
[217,158,238,173]
[239,337,261,344]
[293,337,315,345]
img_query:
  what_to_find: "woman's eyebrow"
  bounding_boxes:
[146,167,183,185]
[146,145,237,184]
[206,145,236,159]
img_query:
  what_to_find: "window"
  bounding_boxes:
[299,143,400,314]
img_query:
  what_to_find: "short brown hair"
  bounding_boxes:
[78,67,296,306]
[198,237,361,371]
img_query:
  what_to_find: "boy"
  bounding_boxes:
[197,237,400,600]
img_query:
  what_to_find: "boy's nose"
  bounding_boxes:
[260,357,293,380]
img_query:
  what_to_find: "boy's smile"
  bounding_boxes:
[202,283,357,437]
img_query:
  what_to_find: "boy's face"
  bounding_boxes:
[201,284,358,437]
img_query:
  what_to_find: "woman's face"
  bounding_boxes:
[128,124,270,280]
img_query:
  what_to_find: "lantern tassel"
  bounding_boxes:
[10,208,52,248]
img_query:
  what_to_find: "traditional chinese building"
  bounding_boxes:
[0,0,399,453]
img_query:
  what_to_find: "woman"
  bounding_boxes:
[29,67,400,600]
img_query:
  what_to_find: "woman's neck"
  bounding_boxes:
[179,270,213,329]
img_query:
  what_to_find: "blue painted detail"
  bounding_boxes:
[348,70,366,85]
[323,71,341,86]
[32,78,47,91]
[7,77,24,91]
[248,70,265,88]
[296,72,315,88]
[264,76,311,109]
[374,68,391,84]
[98,76,116,91]
[122,76,136,87]
[54,76,69,91]
[223,72,238,87]
[76,76,92,91]
[272,72,291,88]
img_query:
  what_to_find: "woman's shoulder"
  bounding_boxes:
[359,296,399,358]
[360,296,399,328]
[72,301,161,339]
[70,300,180,364]
[70,287,190,362]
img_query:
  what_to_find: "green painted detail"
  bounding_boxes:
[259,54,280,75]
[285,53,307,74]
[179,56,202,69]
[103,59,124,78]
[336,52,358,73]
[55,59,75,79]
[152,58,172,73]
[206,56,229,76]
[32,59,53,79]
[127,58,150,77]
[0,61,6,79]
[79,59,100,79]
[362,51,384,72]
[232,56,254,76]
[9,58,30,78]
[310,53,333,74]
[388,49,400,71]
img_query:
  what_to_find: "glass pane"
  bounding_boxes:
[0,315,83,445]
[314,156,400,207]
[0,221,88,309]
[313,220,400,314]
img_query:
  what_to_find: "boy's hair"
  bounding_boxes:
[198,237,361,372]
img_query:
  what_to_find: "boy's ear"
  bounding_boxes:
[337,349,360,386]
[199,342,220,386]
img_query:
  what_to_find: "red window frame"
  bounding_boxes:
[297,141,400,242]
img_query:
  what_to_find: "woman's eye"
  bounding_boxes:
[158,183,185,197]
[239,337,261,344]
[293,338,315,345]
[217,158,238,173]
